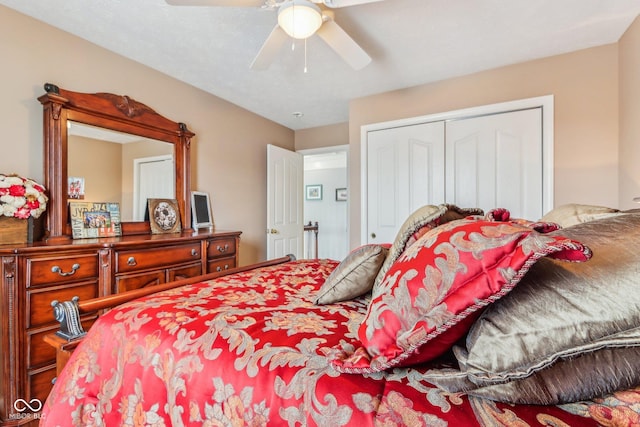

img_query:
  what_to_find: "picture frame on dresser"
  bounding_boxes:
[191,191,214,230]
[148,198,182,234]
[69,201,122,239]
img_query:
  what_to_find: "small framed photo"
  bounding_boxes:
[68,176,85,200]
[335,188,347,201]
[148,198,182,234]
[191,191,214,230]
[305,184,323,201]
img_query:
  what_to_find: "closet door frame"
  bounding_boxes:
[360,95,554,245]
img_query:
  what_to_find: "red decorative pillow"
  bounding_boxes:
[373,204,484,291]
[331,216,591,373]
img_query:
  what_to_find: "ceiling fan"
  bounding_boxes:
[165,0,382,70]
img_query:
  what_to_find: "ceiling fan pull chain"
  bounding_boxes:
[304,38,308,73]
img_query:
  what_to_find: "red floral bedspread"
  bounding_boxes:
[42,260,640,426]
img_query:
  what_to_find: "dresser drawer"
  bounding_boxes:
[207,237,236,259]
[27,254,99,287]
[27,281,99,328]
[168,262,202,282]
[29,366,57,412]
[116,242,201,273]
[29,317,96,368]
[115,270,166,293]
[207,256,236,274]
[29,326,58,368]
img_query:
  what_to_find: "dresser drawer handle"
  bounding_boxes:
[216,264,230,272]
[52,377,57,385]
[127,257,137,266]
[51,263,80,277]
[216,244,229,253]
[191,248,199,257]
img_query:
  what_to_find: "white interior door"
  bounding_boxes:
[267,144,304,260]
[134,155,174,221]
[445,108,543,219]
[366,121,445,244]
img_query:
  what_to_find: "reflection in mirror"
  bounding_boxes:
[68,122,175,222]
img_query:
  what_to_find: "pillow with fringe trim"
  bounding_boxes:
[331,213,592,373]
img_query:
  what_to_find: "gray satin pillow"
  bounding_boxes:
[540,203,623,227]
[425,213,640,405]
[314,244,389,305]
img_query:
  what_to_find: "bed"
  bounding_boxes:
[41,204,640,426]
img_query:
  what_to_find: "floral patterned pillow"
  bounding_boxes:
[331,216,592,373]
[372,204,484,292]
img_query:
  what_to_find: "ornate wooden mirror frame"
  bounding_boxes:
[38,83,194,241]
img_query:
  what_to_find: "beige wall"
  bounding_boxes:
[0,5,294,265]
[295,122,349,150]
[69,137,122,204]
[619,16,640,209]
[347,44,620,248]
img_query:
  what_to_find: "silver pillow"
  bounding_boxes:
[540,203,623,227]
[314,244,389,305]
[425,213,640,405]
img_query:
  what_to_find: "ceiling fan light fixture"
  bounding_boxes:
[278,0,323,39]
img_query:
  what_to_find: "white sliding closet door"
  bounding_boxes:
[445,108,543,219]
[366,121,445,244]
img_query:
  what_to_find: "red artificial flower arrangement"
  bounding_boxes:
[0,174,48,219]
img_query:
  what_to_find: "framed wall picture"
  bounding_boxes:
[148,198,182,234]
[69,201,122,239]
[191,191,214,229]
[305,184,323,201]
[335,188,347,201]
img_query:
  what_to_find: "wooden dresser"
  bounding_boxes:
[0,230,240,426]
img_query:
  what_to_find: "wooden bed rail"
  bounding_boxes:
[50,254,296,341]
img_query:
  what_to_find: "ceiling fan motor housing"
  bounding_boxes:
[277,0,323,39]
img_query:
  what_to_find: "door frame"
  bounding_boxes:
[298,145,350,259]
[360,95,554,245]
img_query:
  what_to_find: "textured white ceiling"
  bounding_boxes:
[2,0,639,130]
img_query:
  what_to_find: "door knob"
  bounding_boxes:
[267,228,279,234]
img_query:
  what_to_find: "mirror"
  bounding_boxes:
[68,122,174,221]
[39,83,194,241]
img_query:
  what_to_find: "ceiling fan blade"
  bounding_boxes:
[321,0,383,8]
[165,0,263,6]
[316,20,371,70]
[250,25,289,70]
